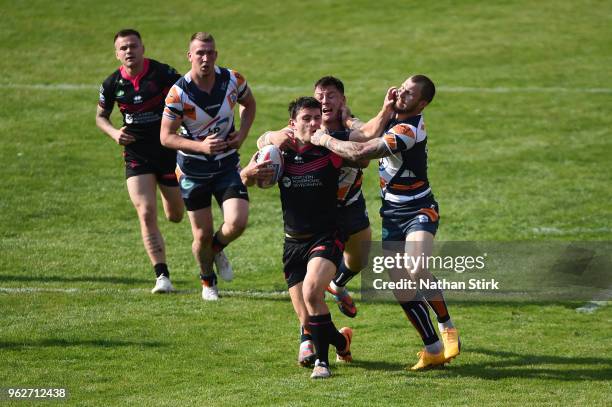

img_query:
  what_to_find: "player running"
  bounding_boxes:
[96,29,184,294]
[257,76,392,320]
[260,97,369,379]
[160,32,256,300]
[311,75,461,370]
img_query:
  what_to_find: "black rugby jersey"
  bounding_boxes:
[99,58,181,156]
[279,144,343,235]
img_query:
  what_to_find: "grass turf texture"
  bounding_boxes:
[1,0,611,405]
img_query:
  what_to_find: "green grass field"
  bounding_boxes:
[1,0,611,405]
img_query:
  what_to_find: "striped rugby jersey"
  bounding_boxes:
[163,66,248,165]
[330,128,365,207]
[379,114,432,205]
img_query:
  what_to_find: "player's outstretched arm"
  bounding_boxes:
[347,87,397,142]
[256,128,296,150]
[95,106,136,146]
[228,87,256,150]
[312,130,390,161]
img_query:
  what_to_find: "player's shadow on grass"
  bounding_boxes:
[0,274,150,285]
[0,338,167,349]
[440,347,612,381]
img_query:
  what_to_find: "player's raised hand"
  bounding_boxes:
[113,126,136,145]
[311,129,330,147]
[270,128,297,151]
[384,87,397,112]
[200,136,228,155]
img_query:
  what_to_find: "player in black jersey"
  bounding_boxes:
[311,75,461,371]
[96,29,184,294]
[262,97,370,379]
[257,77,392,319]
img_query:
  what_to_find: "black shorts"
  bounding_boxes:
[338,195,370,238]
[177,166,248,211]
[283,231,345,289]
[381,196,440,242]
[124,147,178,187]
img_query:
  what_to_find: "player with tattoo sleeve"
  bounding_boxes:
[311,75,461,371]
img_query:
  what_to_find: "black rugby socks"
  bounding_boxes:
[332,261,359,287]
[308,313,347,365]
[154,263,169,278]
[211,232,228,254]
[399,300,440,346]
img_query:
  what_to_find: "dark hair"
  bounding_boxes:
[288,97,322,119]
[114,29,141,43]
[314,76,345,94]
[190,32,215,45]
[410,74,436,104]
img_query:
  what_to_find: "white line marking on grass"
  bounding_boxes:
[1,83,98,90]
[2,83,612,94]
[532,227,612,235]
[0,286,291,298]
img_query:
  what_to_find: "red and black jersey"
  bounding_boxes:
[99,58,180,157]
[279,145,343,235]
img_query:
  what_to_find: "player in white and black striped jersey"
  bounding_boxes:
[311,75,461,371]
[160,32,256,300]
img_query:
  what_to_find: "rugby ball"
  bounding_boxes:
[255,145,284,188]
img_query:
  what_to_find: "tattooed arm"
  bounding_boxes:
[312,129,391,161]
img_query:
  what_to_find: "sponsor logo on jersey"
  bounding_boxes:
[133,95,143,104]
[417,214,429,223]
[116,89,125,97]
[228,89,237,104]
[125,113,133,124]
[282,176,292,188]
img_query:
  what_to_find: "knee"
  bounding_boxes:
[166,210,184,223]
[135,204,157,228]
[225,218,247,237]
[192,229,213,248]
[303,284,323,308]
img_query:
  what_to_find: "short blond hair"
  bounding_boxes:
[190,32,215,46]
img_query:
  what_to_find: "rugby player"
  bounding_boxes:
[311,75,461,370]
[263,97,369,379]
[160,32,256,300]
[96,29,184,294]
[257,77,393,321]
